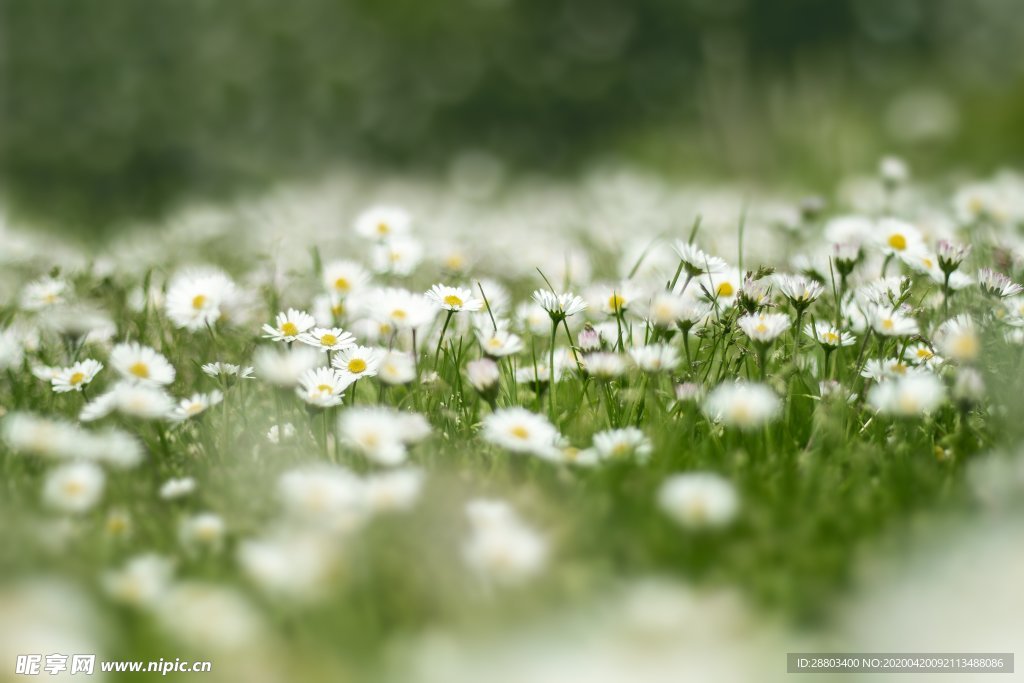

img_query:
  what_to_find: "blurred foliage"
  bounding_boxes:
[1,0,1024,232]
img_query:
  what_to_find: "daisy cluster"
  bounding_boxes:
[1,160,1023,672]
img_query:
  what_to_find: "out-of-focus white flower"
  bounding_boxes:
[179,512,226,553]
[160,477,196,500]
[322,259,369,296]
[467,358,500,393]
[237,532,339,602]
[364,468,425,513]
[201,362,254,380]
[868,305,919,337]
[868,372,946,416]
[354,205,411,240]
[875,218,923,256]
[153,582,264,651]
[43,462,105,514]
[103,554,175,607]
[582,352,629,379]
[738,313,791,344]
[482,407,561,458]
[591,427,652,463]
[462,498,547,585]
[337,407,430,466]
[672,241,728,276]
[934,315,980,363]
[278,464,366,532]
[476,329,523,358]
[20,277,68,311]
[253,345,320,387]
[371,236,423,276]
[377,350,417,385]
[110,342,176,386]
[80,382,175,421]
[0,329,25,371]
[164,268,238,331]
[703,381,781,430]
[658,472,739,529]
[629,344,680,372]
[170,391,223,421]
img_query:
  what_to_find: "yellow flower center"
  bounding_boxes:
[129,362,150,378]
[332,303,344,316]
[191,294,207,310]
[280,321,299,336]
[510,425,530,440]
[347,358,367,373]
[487,337,502,349]
[755,323,767,334]
[916,348,932,359]
[63,480,85,495]
[445,254,465,270]
[444,294,464,308]
[320,333,337,346]
[316,384,334,393]
[882,318,894,330]
[716,282,734,297]
[334,277,350,292]
[824,332,839,343]
[186,403,204,415]
[377,222,390,235]
[608,293,626,311]
[887,234,907,251]
[69,372,85,385]
[391,309,407,320]
[952,335,979,360]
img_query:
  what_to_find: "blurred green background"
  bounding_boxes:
[2,0,1023,233]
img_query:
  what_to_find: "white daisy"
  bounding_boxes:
[934,315,980,363]
[481,407,560,458]
[978,269,1023,298]
[629,344,680,372]
[321,259,370,296]
[160,477,197,500]
[20,277,68,311]
[532,289,587,322]
[170,391,224,421]
[371,236,423,276]
[774,274,824,310]
[804,322,856,350]
[466,358,500,393]
[331,345,383,380]
[737,313,791,344]
[591,427,652,463]
[672,242,728,276]
[658,473,739,529]
[297,327,357,352]
[868,372,946,416]
[51,359,103,393]
[262,308,316,342]
[869,305,919,337]
[377,350,417,385]
[337,407,430,466]
[425,284,483,313]
[253,346,320,387]
[703,381,781,430]
[110,342,176,386]
[354,205,411,240]
[81,382,175,421]
[582,352,629,379]
[476,328,523,358]
[201,362,255,380]
[164,268,237,331]
[43,462,105,514]
[876,218,924,255]
[296,367,351,408]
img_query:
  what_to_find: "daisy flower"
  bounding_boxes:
[672,241,728,277]
[296,367,351,408]
[876,217,924,255]
[629,344,680,372]
[321,259,369,297]
[179,512,226,553]
[868,305,919,337]
[50,359,103,393]
[591,427,652,463]
[466,358,500,394]
[277,465,365,528]
[462,499,547,585]
[532,289,587,322]
[737,313,791,344]
[860,358,912,381]
[978,269,1023,298]
[482,407,561,458]
[371,236,423,276]
[775,274,825,310]
[160,477,197,500]
[366,287,439,331]
[363,468,425,513]
[906,343,941,366]
[937,240,971,275]
[331,345,383,380]
[658,472,739,529]
[110,342,176,386]
[298,327,357,352]
[476,329,523,358]
[164,268,237,331]
[253,346,321,387]
[703,381,781,430]
[171,391,224,421]
[868,372,946,416]
[804,322,856,350]
[377,351,417,386]
[591,281,642,316]
[337,407,430,466]
[934,315,980,363]
[582,352,629,379]
[354,205,411,240]
[102,554,175,607]
[262,308,316,343]
[81,382,175,421]
[425,284,483,313]
[20,276,68,311]
[201,362,255,380]
[43,462,105,514]
[697,268,742,307]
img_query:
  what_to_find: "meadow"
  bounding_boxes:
[1,162,1023,681]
